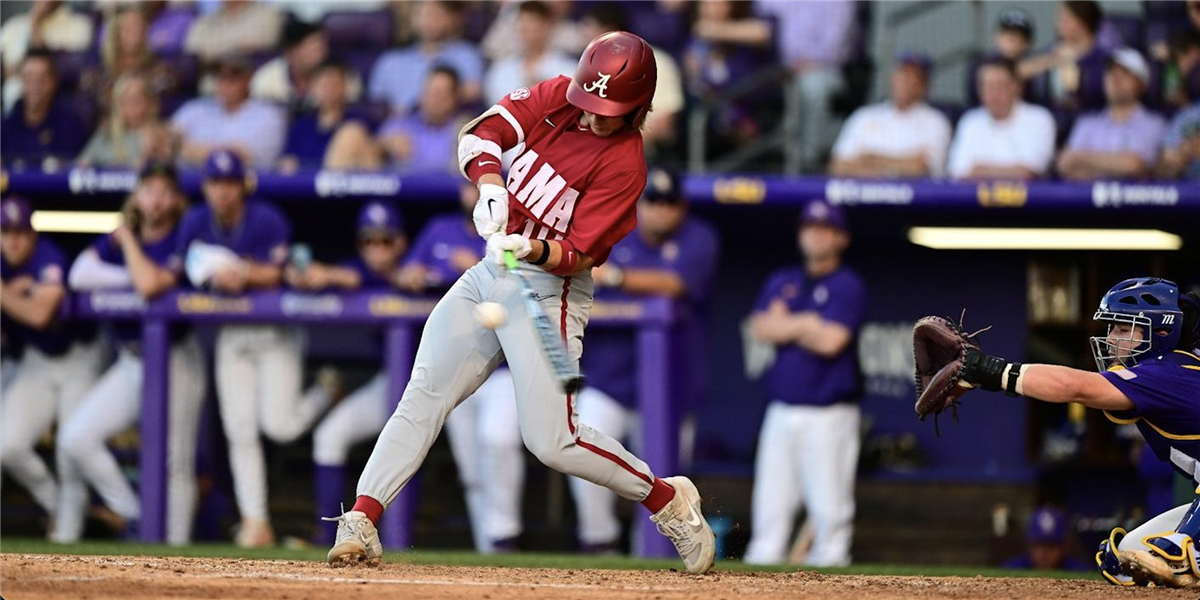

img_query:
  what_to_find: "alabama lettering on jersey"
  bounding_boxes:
[1102,350,1200,483]
[754,266,867,407]
[484,76,647,265]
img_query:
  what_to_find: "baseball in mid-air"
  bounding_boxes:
[475,301,508,329]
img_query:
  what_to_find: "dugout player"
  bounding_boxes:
[568,167,719,553]
[745,200,866,567]
[323,32,717,574]
[0,196,104,532]
[177,149,331,548]
[57,163,206,545]
[394,187,525,554]
[923,277,1200,588]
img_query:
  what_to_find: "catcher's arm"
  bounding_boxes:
[974,363,1134,411]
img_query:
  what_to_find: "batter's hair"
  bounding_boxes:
[1180,291,1200,350]
[627,103,653,132]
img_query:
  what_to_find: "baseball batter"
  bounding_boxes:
[0,196,104,528]
[57,163,207,545]
[912,277,1200,589]
[324,32,716,574]
[394,189,524,553]
[745,200,866,567]
[570,167,719,552]
[177,149,331,548]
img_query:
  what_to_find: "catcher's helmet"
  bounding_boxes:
[566,31,657,119]
[1090,277,1184,370]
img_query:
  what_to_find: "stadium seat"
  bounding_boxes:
[323,10,394,51]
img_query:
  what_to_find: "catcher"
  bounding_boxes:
[913,277,1200,587]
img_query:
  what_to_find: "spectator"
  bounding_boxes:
[368,1,483,113]
[374,66,465,175]
[830,52,951,178]
[1019,1,1109,112]
[251,19,360,106]
[966,9,1035,106]
[79,72,174,168]
[1159,101,1200,180]
[171,53,287,168]
[483,1,576,105]
[58,163,205,546]
[1161,31,1200,112]
[627,0,693,58]
[1001,507,1090,571]
[185,0,283,63]
[755,0,858,170]
[280,60,372,172]
[0,0,93,76]
[82,5,177,116]
[744,200,865,567]
[948,57,1056,180]
[570,168,720,555]
[578,3,685,155]
[0,196,104,535]
[143,1,196,55]
[0,50,88,170]
[481,0,584,62]
[1057,49,1167,181]
[175,149,329,548]
[683,0,775,149]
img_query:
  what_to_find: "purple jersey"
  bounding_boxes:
[581,218,720,408]
[0,237,95,355]
[754,265,866,406]
[1103,350,1200,483]
[339,256,397,291]
[90,229,181,343]
[402,215,484,288]
[175,200,291,268]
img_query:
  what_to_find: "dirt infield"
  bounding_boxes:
[3,553,1197,600]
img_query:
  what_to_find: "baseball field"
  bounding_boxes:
[2,539,1194,600]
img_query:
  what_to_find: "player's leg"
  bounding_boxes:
[795,404,860,567]
[443,388,490,552]
[568,386,630,549]
[312,372,388,543]
[474,368,525,549]
[166,337,207,545]
[744,402,805,564]
[48,340,106,542]
[54,350,143,543]
[1120,503,1194,552]
[258,327,328,443]
[0,350,63,515]
[214,326,272,545]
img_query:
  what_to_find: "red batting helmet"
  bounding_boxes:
[566,31,657,119]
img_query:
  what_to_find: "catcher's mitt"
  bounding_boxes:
[912,311,992,421]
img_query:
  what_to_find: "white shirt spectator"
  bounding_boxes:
[484,52,576,105]
[185,3,284,61]
[171,98,286,168]
[652,48,685,120]
[832,102,952,177]
[947,102,1056,179]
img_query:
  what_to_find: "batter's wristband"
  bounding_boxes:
[529,240,551,266]
[548,241,579,275]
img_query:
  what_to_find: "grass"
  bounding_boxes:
[0,537,1094,580]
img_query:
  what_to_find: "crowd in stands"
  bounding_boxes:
[1,0,1199,181]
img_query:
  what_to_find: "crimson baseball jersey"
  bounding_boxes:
[477,76,648,265]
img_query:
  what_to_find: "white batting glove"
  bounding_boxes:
[485,233,532,265]
[473,183,509,239]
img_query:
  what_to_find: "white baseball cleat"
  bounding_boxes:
[322,510,383,567]
[649,476,716,574]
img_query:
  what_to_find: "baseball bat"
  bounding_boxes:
[503,250,585,394]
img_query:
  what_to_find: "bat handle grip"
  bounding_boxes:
[502,250,519,270]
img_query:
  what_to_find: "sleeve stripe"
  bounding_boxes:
[495,105,525,145]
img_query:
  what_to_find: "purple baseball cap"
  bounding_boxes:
[800,199,848,231]
[357,200,404,236]
[897,51,933,77]
[1,196,33,230]
[205,149,245,181]
[1027,507,1069,544]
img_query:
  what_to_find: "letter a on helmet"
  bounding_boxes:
[567,31,657,119]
